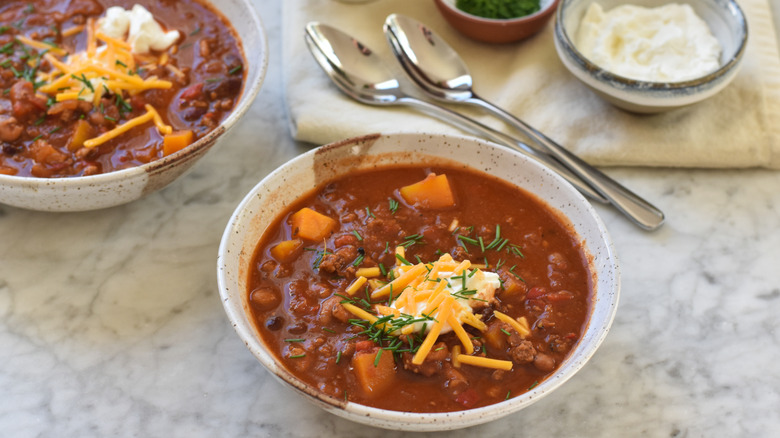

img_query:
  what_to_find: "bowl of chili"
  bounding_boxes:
[218,132,620,431]
[0,0,268,211]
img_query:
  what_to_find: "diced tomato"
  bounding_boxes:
[526,287,547,299]
[454,388,480,408]
[355,340,375,352]
[545,291,574,302]
[179,82,204,100]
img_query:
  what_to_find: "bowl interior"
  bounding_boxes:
[217,133,620,431]
[558,0,747,85]
[0,0,268,212]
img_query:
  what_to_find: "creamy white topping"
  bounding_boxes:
[98,5,180,54]
[391,268,500,334]
[575,3,721,82]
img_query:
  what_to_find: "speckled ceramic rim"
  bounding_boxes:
[554,0,748,89]
[218,132,621,431]
[0,0,268,211]
[438,0,558,24]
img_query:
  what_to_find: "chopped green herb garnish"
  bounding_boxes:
[228,64,243,75]
[104,115,117,122]
[71,73,94,92]
[388,198,399,214]
[351,230,363,241]
[24,3,34,14]
[352,253,365,267]
[289,354,306,359]
[0,26,9,35]
[284,338,304,342]
[378,263,387,277]
[189,25,201,36]
[505,391,511,400]
[336,350,342,364]
[500,328,511,336]
[395,253,412,266]
[0,41,15,55]
[205,78,220,83]
[373,349,383,367]
[115,60,127,68]
[528,381,539,390]
[33,116,46,126]
[322,327,336,333]
[457,234,479,245]
[365,207,375,218]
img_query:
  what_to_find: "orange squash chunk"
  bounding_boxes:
[399,173,455,208]
[270,239,303,262]
[163,130,194,156]
[290,207,337,242]
[352,349,396,396]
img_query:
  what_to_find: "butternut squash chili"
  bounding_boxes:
[0,0,244,178]
[248,165,593,413]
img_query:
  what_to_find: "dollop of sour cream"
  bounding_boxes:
[575,3,721,82]
[391,268,500,334]
[98,4,180,54]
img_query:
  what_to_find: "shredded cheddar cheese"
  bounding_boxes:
[456,354,513,371]
[493,310,531,338]
[345,276,368,296]
[29,8,177,149]
[342,251,501,364]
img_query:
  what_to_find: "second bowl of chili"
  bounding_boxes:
[0,0,268,211]
[218,132,620,431]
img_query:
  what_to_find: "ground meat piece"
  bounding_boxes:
[451,246,469,261]
[201,112,219,129]
[333,233,358,248]
[549,334,574,353]
[318,295,351,324]
[509,340,536,364]
[47,100,93,122]
[199,38,212,57]
[402,341,448,377]
[443,365,469,395]
[10,80,47,120]
[82,164,100,176]
[202,76,242,100]
[318,246,358,276]
[0,115,23,142]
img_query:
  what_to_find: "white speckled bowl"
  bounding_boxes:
[0,0,268,212]
[217,132,620,431]
[554,0,747,113]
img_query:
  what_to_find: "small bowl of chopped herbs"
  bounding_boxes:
[434,0,559,43]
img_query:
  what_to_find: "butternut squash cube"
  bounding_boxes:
[163,130,194,156]
[290,207,337,242]
[399,173,455,208]
[352,349,396,396]
[270,239,303,262]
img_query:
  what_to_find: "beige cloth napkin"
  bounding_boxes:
[283,0,780,168]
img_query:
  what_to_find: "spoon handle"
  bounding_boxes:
[397,96,609,203]
[466,95,665,230]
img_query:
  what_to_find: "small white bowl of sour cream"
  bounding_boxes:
[554,0,748,113]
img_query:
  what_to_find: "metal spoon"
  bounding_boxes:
[304,22,606,203]
[384,14,665,231]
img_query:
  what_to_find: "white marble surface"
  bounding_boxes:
[1,1,780,437]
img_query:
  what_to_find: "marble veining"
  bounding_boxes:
[1,1,779,437]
